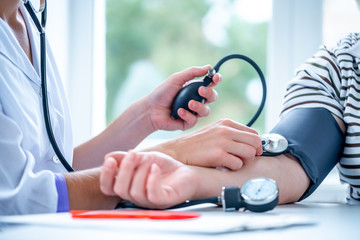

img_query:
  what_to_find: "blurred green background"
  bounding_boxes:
[106,0,269,138]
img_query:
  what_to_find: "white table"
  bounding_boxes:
[0,202,359,240]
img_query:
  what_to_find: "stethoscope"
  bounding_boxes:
[24,0,288,212]
[24,0,75,172]
[167,50,288,212]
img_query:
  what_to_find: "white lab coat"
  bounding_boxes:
[0,4,73,214]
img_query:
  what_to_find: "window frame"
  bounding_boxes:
[266,0,323,130]
[47,0,106,146]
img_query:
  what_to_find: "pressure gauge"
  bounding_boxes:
[222,177,279,212]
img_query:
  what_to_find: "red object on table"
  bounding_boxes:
[70,210,201,220]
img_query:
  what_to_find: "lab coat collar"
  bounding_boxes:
[0,3,41,87]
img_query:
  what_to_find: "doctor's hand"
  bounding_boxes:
[100,151,198,209]
[143,65,221,131]
[146,119,263,170]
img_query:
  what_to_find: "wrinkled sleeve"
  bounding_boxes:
[0,103,59,215]
[282,45,343,118]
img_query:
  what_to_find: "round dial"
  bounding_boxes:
[241,178,278,208]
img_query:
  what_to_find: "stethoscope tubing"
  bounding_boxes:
[24,1,75,172]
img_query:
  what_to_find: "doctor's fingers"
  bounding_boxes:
[211,122,262,149]
[213,122,263,155]
[176,108,199,130]
[198,86,219,104]
[100,157,118,196]
[205,73,222,96]
[188,100,210,118]
[204,142,258,171]
[214,119,260,135]
[231,129,263,155]
[210,72,222,87]
[171,65,211,86]
[223,141,259,167]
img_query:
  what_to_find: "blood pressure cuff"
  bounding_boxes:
[269,107,345,200]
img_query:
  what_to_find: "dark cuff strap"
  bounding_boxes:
[270,108,344,200]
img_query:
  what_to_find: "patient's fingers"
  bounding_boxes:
[129,156,152,204]
[100,157,118,195]
[146,163,165,205]
[113,152,139,200]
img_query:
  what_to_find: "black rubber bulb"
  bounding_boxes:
[171,74,213,119]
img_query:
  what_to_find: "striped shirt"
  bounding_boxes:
[282,33,360,203]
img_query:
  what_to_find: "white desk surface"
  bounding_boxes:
[0,202,359,240]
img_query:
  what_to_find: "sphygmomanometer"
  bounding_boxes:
[24,0,344,212]
[267,107,345,200]
[119,55,281,212]
[118,177,279,212]
[166,54,345,207]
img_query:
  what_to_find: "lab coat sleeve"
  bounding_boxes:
[54,173,70,212]
[0,103,60,215]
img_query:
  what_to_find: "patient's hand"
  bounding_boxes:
[145,119,263,170]
[100,151,197,209]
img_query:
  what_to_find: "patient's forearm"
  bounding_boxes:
[190,154,310,204]
[64,168,121,210]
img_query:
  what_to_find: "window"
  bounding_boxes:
[323,0,360,46]
[105,0,272,141]
[50,0,357,147]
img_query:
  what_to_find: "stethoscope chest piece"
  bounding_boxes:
[261,133,288,155]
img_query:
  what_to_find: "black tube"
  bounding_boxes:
[214,54,267,127]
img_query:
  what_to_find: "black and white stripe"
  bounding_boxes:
[281,33,360,202]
